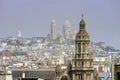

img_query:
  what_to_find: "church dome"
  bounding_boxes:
[79,19,86,28]
[51,17,56,23]
[64,18,71,27]
[80,19,85,25]
[76,17,89,39]
[76,30,89,39]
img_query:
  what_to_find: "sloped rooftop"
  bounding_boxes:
[12,69,56,80]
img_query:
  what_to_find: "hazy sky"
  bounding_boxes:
[0,0,120,49]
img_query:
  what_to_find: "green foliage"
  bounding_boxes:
[11,51,27,56]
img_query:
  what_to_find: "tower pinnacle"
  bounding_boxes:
[79,14,86,31]
[82,14,83,19]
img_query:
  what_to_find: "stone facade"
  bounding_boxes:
[71,18,94,80]
[55,17,95,80]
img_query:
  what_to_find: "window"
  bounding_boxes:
[82,61,84,67]
[75,61,76,66]
[78,43,81,53]
[83,43,86,52]
[83,36,84,39]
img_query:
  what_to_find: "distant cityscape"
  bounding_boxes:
[0,17,120,80]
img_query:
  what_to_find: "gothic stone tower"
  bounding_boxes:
[72,17,94,80]
[51,17,57,40]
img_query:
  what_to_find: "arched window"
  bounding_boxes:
[83,36,84,39]
[83,43,85,52]
[82,61,84,67]
[78,43,81,53]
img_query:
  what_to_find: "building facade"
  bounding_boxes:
[114,64,120,80]
[71,18,94,80]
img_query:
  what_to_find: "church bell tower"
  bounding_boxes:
[72,15,94,80]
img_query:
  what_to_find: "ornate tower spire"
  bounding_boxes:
[79,14,86,31]
[77,15,89,40]
[82,14,83,19]
[72,16,94,80]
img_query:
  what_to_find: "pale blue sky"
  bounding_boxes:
[0,0,120,49]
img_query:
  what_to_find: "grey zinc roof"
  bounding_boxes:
[12,70,56,80]
[98,72,110,80]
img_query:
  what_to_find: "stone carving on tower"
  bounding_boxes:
[72,15,94,80]
[51,17,57,40]
[63,17,71,40]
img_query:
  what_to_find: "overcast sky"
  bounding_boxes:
[0,0,120,49]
